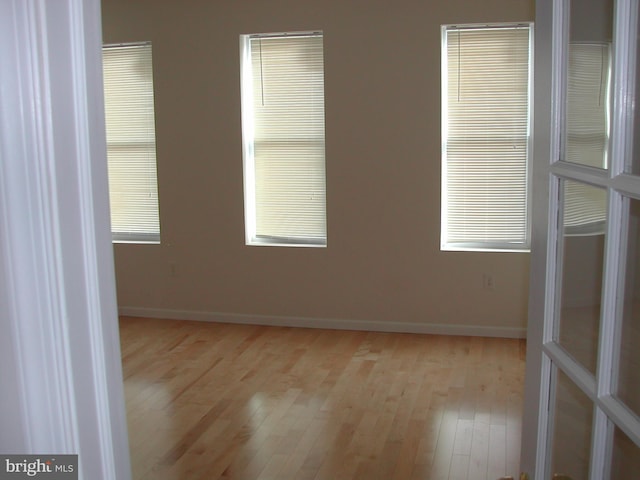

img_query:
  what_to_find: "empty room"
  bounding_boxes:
[3,0,640,479]
[102,0,532,478]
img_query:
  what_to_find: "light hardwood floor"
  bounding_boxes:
[119,317,526,480]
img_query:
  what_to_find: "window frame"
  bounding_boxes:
[239,31,327,248]
[440,23,534,253]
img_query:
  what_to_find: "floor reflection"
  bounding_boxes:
[120,318,526,480]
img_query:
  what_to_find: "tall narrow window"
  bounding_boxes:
[565,43,611,169]
[240,32,327,247]
[103,43,160,243]
[441,24,533,251]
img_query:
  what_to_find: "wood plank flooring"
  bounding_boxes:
[119,317,526,480]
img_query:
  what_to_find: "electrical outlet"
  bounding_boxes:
[482,273,495,290]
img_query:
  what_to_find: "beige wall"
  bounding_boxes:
[102,0,534,334]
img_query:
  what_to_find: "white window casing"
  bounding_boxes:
[240,32,327,247]
[441,24,533,252]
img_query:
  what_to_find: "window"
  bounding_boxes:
[441,24,533,251]
[565,43,611,169]
[240,32,327,247]
[102,43,160,243]
[563,43,611,237]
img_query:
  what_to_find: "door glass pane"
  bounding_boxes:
[629,12,640,174]
[557,181,607,374]
[550,369,594,479]
[616,197,640,416]
[610,426,640,478]
[564,0,613,168]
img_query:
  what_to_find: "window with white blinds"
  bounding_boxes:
[566,43,611,168]
[441,24,533,251]
[563,43,610,236]
[102,43,160,243]
[563,181,607,236]
[240,32,327,246]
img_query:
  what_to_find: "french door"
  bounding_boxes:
[522,0,640,479]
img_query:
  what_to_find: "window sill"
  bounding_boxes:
[247,238,326,248]
[441,245,531,253]
[112,239,160,245]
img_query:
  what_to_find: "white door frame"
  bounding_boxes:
[0,1,131,478]
[521,0,556,473]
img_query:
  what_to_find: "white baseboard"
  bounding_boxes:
[118,307,527,339]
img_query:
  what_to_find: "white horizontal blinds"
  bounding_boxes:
[563,181,607,235]
[562,44,609,236]
[250,34,327,243]
[566,43,610,168]
[444,26,530,248]
[103,43,160,243]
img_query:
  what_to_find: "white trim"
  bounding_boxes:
[611,0,635,179]
[0,0,131,478]
[117,307,527,339]
[239,34,256,246]
[239,32,327,247]
[543,342,597,401]
[551,161,610,185]
[440,23,533,252]
[600,395,640,447]
[0,1,80,453]
[591,408,611,480]
[520,0,558,476]
[613,173,640,197]
[536,353,553,480]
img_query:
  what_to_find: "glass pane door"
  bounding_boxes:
[531,0,640,479]
[556,181,607,376]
